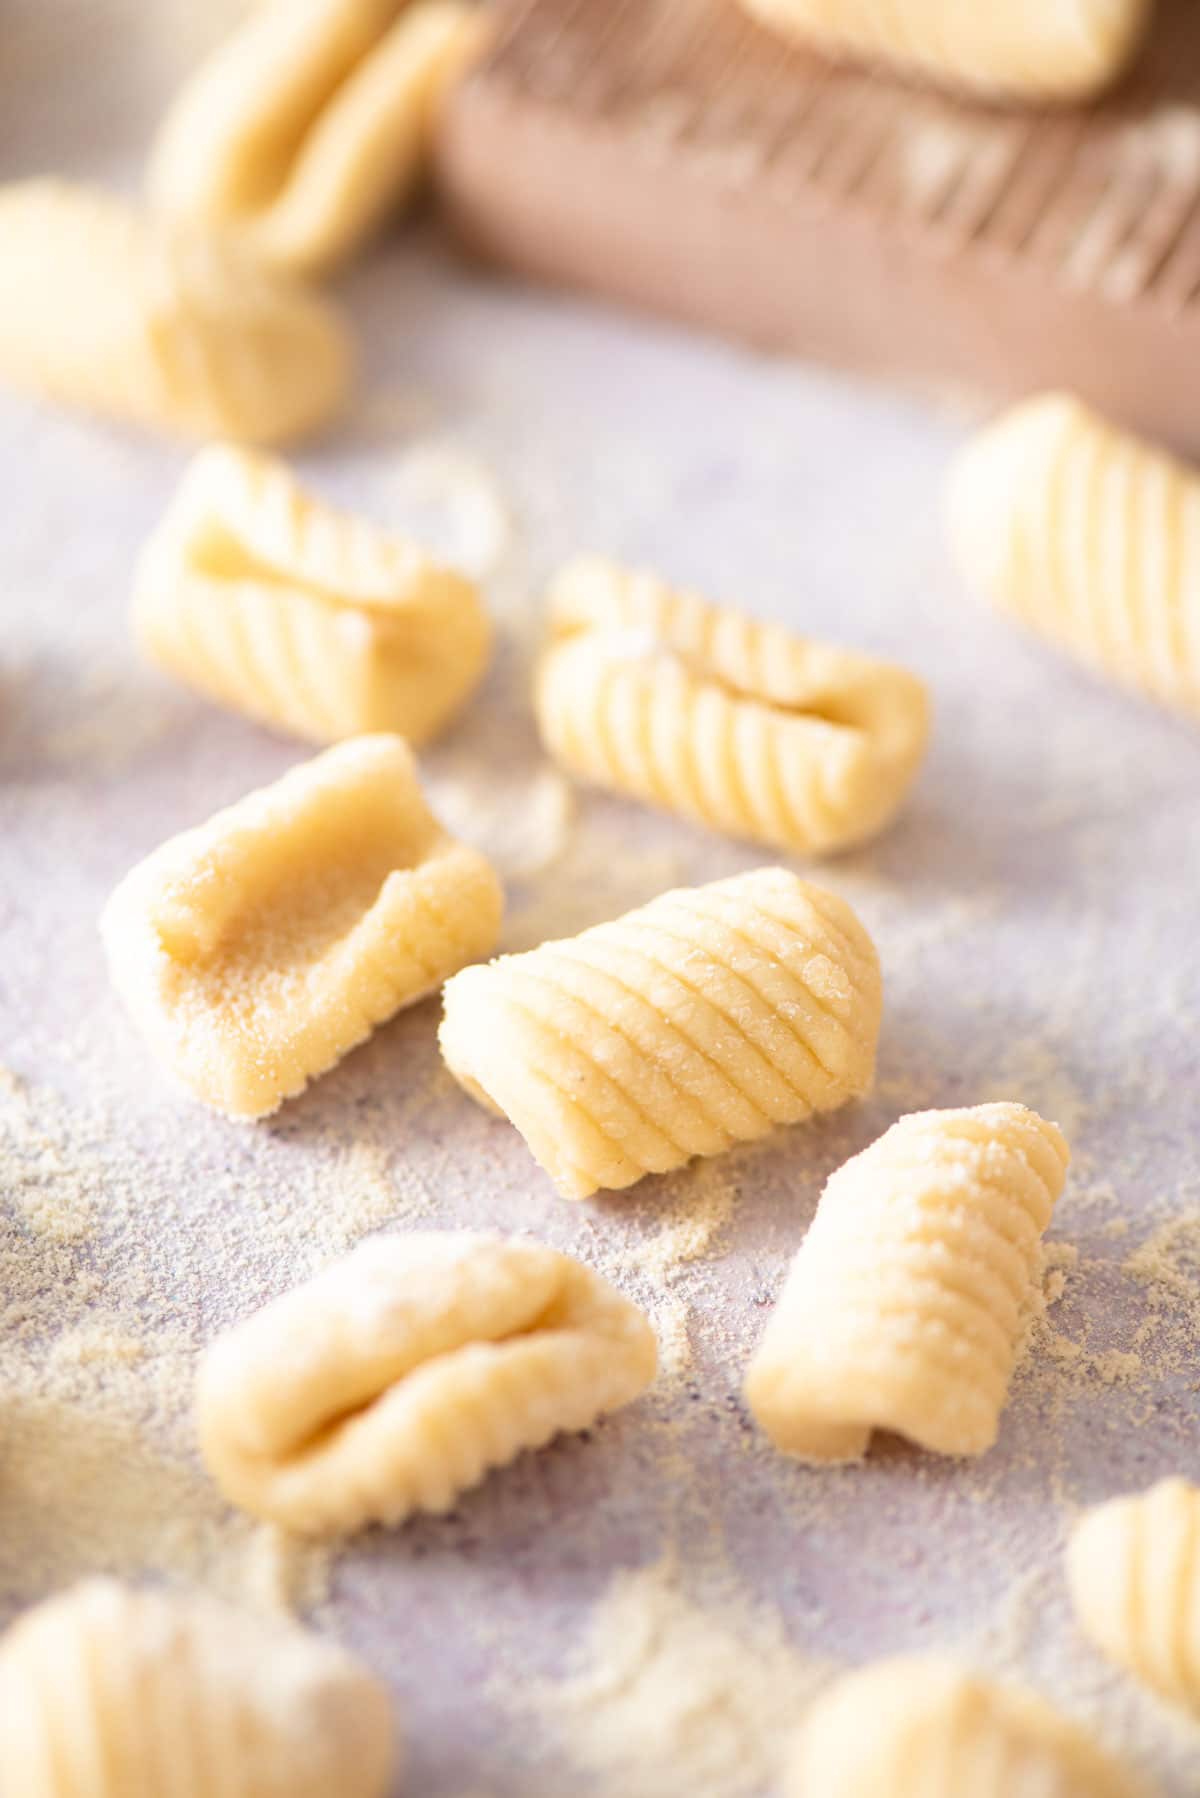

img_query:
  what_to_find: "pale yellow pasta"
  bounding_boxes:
[947,393,1200,718]
[439,867,881,1200]
[535,558,929,857]
[101,735,502,1119]
[745,1104,1069,1462]
[787,1657,1137,1798]
[148,0,488,276]
[0,1578,397,1798]
[133,444,491,745]
[1067,1477,1200,1712]
[198,1231,657,1534]
[738,0,1150,102]
[0,181,350,444]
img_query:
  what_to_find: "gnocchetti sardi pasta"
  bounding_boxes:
[1067,1477,1200,1713]
[439,867,882,1200]
[101,735,502,1119]
[197,1232,657,1534]
[947,392,1200,717]
[535,558,929,857]
[737,0,1150,102]
[0,1578,398,1798]
[745,1104,1069,1462]
[148,0,489,275]
[787,1657,1137,1798]
[133,444,491,746]
[0,180,351,444]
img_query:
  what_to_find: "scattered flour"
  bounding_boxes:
[500,1558,828,1798]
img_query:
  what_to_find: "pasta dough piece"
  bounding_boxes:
[787,1657,1137,1798]
[101,734,502,1119]
[133,444,491,746]
[148,0,488,275]
[198,1231,657,1534]
[745,1103,1069,1461]
[948,392,1200,718]
[0,1578,397,1798]
[1067,1477,1200,1712]
[439,866,881,1200]
[737,0,1150,102]
[0,181,351,444]
[535,557,929,856]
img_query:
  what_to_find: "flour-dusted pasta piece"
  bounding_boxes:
[148,0,488,276]
[787,1658,1137,1798]
[535,558,929,857]
[745,1103,1069,1462]
[1067,1478,1200,1712]
[133,445,491,746]
[101,735,502,1119]
[0,1578,397,1798]
[0,181,351,444]
[947,392,1200,718]
[198,1231,657,1534]
[738,0,1150,102]
[439,867,881,1200]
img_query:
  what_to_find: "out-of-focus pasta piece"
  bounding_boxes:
[535,557,929,857]
[0,180,351,443]
[134,444,490,745]
[148,0,489,274]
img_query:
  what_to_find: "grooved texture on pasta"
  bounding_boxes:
[0,181,351,444]
[947,392,1200,717]
[101,735,503,1119]
[198,1232,658,1534]
[745,1103,1069,1461]
[1067,1477,1200,1712]
[148,0,488,275]
[133,445,491,745]
[535,558,929,856]
[0,1578,397,1798]
[787,1658,1137,1798]
[439,867,882,1199]
[737,0,1150,100]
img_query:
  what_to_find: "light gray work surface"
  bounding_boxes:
[3,7,1200,1794]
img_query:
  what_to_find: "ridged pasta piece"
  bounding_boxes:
[101,735,502,1119]
[947,392,1200,718]
[787,1657,1137,1798]
[745,1103,1069,1461]
[133,444,491,746]
[0,1578,397,1798]
[439,866,882,1200]
[1067,1477,1200,1712]
[0,181,351,444]
[737,0,1150,102]
[534,557,929,857]
[148,0,488,276]
[197,1231,657,1534]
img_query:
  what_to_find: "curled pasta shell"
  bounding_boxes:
[439,866,881,1200]
[737,0,1150,102]
[535,557,929,856]
[148,0,489,275]
[0,180,351,444]
[947,392,1200,717]
[101,735,503,1119]
[133,444,491,745]
[197,1232,657,1534]
[745,1103,1069,1461]
[0,1578,397,1798]
[1067,1477,1200,1713]
[788,1657,1137,1798]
